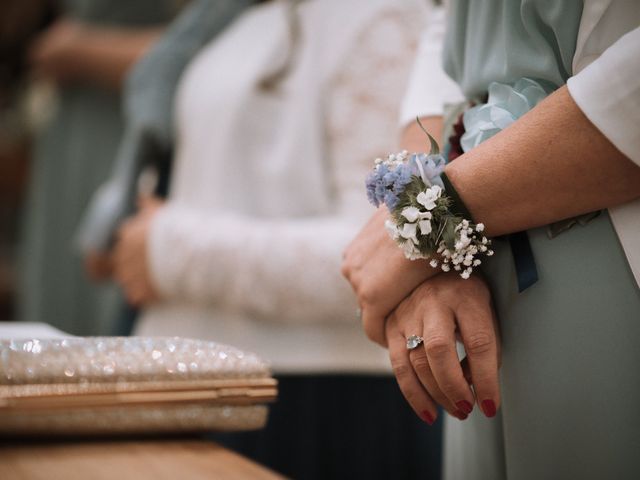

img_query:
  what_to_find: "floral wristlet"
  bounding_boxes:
[365,120,492,278]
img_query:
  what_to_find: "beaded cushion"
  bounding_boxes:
[0,337,277,436]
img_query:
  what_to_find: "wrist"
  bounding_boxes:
[368,147,493,279]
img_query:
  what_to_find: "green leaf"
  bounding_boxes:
[416,117,440,155]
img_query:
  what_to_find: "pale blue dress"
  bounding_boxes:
[441,2,640,479]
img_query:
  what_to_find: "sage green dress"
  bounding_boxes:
[441,2,640,479]
[18,0,175,335]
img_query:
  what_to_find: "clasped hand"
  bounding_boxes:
[342,208,501,422]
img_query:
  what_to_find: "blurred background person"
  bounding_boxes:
[16,0,179,335]
[96,0,454,478]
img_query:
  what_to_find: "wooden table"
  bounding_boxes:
[0,439,286,480]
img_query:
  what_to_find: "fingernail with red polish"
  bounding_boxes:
[454,410,468,421]
[421,410,435,425]
[481,400,497,418]
[456,400,473,415]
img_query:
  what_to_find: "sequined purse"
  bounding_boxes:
[0,337,277,436]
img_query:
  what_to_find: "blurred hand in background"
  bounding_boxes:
[113,197,164,306]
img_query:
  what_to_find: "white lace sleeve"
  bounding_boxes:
[147,9,420,325]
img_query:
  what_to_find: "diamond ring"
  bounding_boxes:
[406,335,424,350]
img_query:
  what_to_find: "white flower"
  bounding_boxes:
[473,259,482,266]
[384,219,400,240]
[399,222,419,245]
[402,240,425,260]
[460,270,471,279]
[476,223,485,232]
[429,258,439,268]
[455,237,471,250]
[441,264,451,272]
[487,249,494,256]
[401,239,415,256]
[419,219,432,235]
[416,185,442,211]
[401,206,421,222]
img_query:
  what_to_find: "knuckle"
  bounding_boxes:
[465,332,494,356]
[460,277,492,305]
[390,359,412,381]
[409,353,430,372]
[364,325,377,343]
[358,285,378,307]
[340,262,351,280]
[424,336,450,358]
[418,281,439,299]
[438,379,459,395]
[402,387,422,406]
[364,321,384,345]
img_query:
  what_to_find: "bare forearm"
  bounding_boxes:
[445,86,640,237]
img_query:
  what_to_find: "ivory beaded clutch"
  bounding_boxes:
[0,337,277,436]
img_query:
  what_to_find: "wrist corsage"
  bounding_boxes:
[365,120,493,278]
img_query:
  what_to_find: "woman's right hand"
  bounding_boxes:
[385,272,501,424]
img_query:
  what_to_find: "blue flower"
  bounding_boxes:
[393,163,413,192]
[365,168,385,208]
[409,153,446,188]
[384,191,400,210]
[365,162,416,210]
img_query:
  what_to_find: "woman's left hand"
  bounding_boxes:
[385,272,501,424]
[113,198,163,306]
[342,207,438,346]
